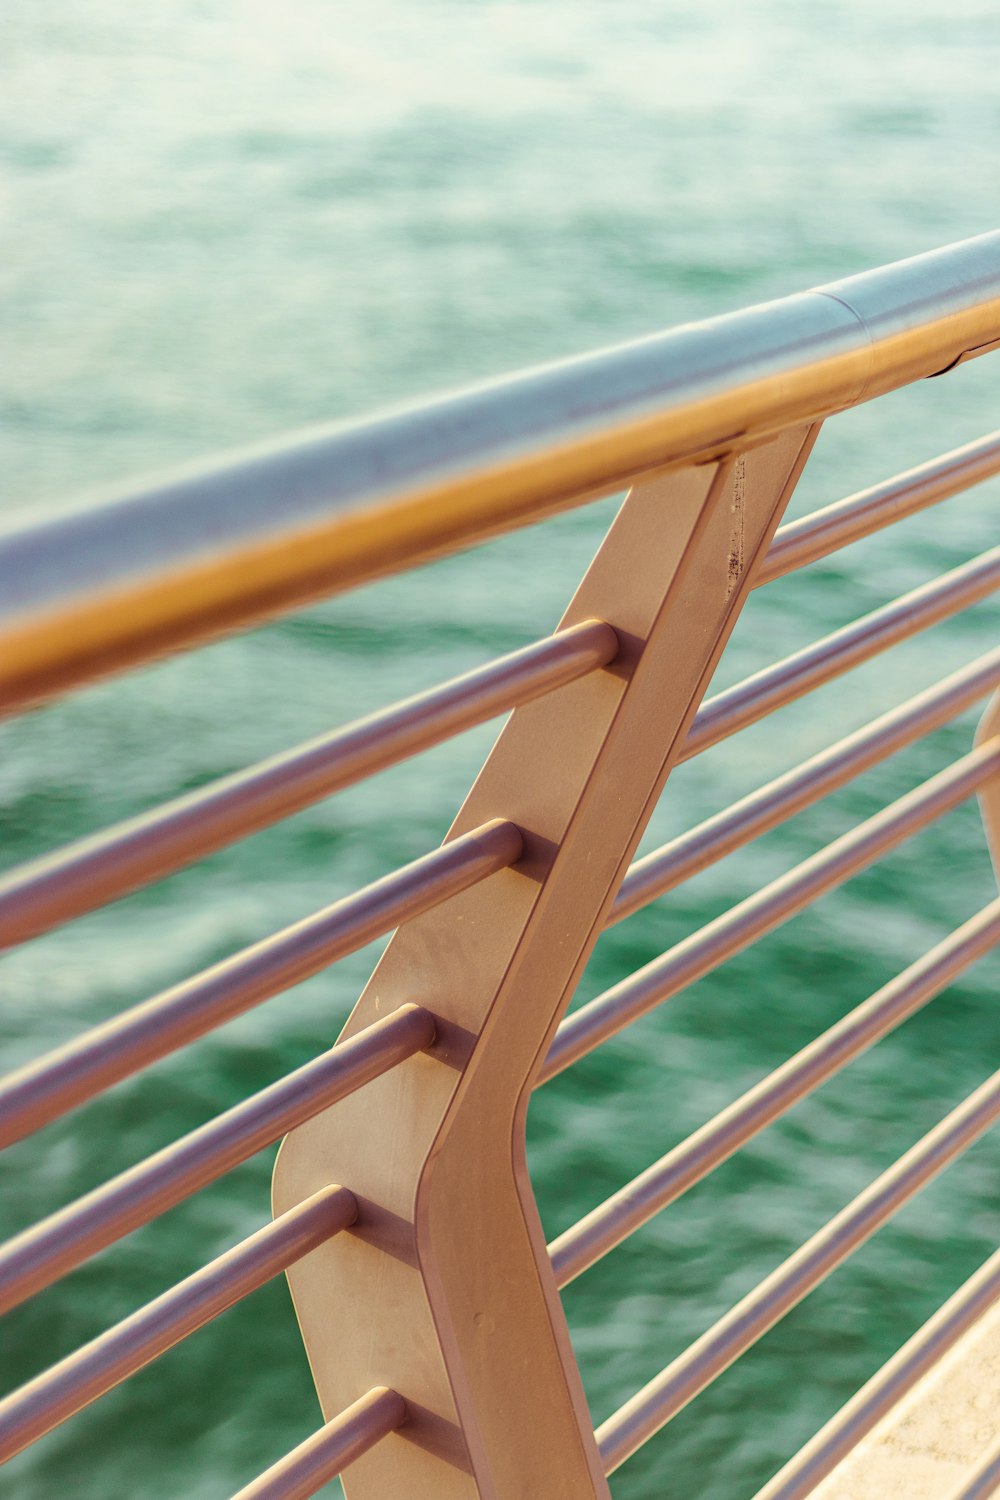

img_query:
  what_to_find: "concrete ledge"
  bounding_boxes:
[814,1299,1000,1499]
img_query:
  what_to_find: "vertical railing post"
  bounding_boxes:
[976,694,1000,879]
[272,424,820,1498]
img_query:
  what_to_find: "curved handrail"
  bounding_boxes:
[1,232,999,713]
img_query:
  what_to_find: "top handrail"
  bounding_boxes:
[1,231,999,715]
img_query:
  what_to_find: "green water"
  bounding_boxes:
[2,3,1000,1496]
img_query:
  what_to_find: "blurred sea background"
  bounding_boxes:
[3,2,1000,1496]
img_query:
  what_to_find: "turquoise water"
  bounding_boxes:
[2,3,1000,1496]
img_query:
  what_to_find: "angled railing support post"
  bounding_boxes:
[272,423,820,1498]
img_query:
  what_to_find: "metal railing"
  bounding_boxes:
[1,230,999,1499]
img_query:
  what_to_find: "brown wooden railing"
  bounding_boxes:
[1,231,999,1499]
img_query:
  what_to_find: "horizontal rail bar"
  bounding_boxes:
[3,233,999,714]
[551,898,1000,1286]
[0,622,612,949]
[756,430,1000,587]
[753,1247,1000,1500]
[944,1436,1000,1500]
[0,1186,357,1463]
[0,820,520,1149]
[543,739,1000,1082]
[613,646,1000,923]
[682,544,1000,761]
[596,1064,1000,1475]
[231,1388,407,1500]
[0,1003,434,1316]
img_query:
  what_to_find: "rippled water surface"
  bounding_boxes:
[3,3,1000,1496]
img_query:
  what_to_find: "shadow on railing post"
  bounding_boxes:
[271,422,820,1498]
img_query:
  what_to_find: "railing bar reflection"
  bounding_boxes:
[551,898,1000,1286]
[0,1186,357,1464]
[543,739,1000,1082]
[752,1246,1000,1500]
[0,1003,434,1316]
[0,821,519,1150]
[756,430,1000,587]
[613,646,1000,923]
[230,1387,407,1500]
[683,545,1000,762]
[595,1064,1000,1475]
[0,621,614,950]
